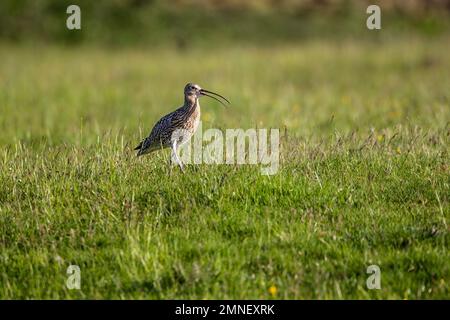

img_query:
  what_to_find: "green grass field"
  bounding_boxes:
[0,36,449,299]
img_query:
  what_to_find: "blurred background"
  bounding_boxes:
[1,0,450,46]
[0,0,449,145]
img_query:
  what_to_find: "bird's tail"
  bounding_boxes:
[134,141,143,150]
[135,140,160,156]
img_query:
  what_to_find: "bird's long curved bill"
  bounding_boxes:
[201,89,230,107]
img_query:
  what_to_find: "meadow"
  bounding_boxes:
[0,35,449,298]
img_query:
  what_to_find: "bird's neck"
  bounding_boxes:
[184,96,200,112]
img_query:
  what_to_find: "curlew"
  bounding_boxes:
[135,83,230,171]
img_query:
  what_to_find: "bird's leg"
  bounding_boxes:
[171,140,185,173]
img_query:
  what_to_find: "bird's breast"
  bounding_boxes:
[192,109,201,133]
[182,106,200,134]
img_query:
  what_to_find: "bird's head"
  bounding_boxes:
[184,83,230,107]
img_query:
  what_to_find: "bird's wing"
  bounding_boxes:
[135,109,179,155]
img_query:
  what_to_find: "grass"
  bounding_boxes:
[0,36,449,299]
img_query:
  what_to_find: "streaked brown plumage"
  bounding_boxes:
[135,83,230,170]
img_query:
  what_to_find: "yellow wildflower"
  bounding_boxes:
[268,285,277,297]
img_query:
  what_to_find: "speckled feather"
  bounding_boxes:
[135,102,200,156]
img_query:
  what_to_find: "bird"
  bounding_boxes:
[135,83,230,171]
